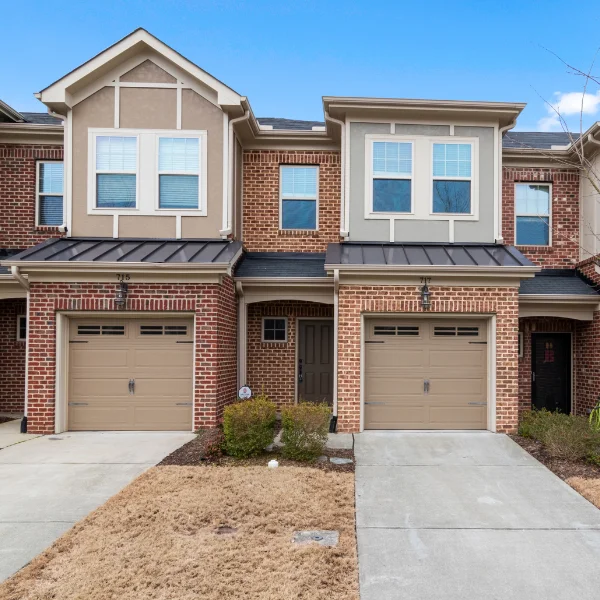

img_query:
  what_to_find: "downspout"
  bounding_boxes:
[48,110,69,235]
[330,269,340,432]
[236,281,247,388]
[497,118,517,244]
[324,111,347,237]
[221,110,250,238]
[586,134,600,266]
[11,267,30,433]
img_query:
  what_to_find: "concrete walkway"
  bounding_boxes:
[355,431,600,600]
[0,418,40,449]
[0,431,194,582]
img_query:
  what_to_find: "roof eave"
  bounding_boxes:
[519,294,600,303]
[235,277,332,285]
[325,264,539,276]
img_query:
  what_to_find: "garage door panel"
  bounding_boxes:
[68,318,193,431]
[365,318,487,430]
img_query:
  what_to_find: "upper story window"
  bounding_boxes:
[432,143,472,214]
[371,141,413,213]
[280,166,318,230]
[88,129,207,216]
[95,136,137,208]
[37,161,64,226]
[515,183,551,246]
[158,137,200,209]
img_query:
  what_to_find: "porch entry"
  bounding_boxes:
[531,333,571,414]
[297,319,334,404]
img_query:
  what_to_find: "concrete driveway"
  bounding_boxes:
[355,431,600,600]
[0,431,194,582]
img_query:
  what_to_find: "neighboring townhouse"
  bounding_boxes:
[1,28,599,436]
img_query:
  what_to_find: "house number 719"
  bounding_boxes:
[116,274,131,282]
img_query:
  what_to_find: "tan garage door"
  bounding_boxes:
[68,318,193,431]
[365,319,487,429]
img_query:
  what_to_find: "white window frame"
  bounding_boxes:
[16,315,26,342]
[87,128,207,217]
[156,134,206,212]
[36,160,64,227]
[430,140,476,217]
[514,182,552,247]
[365,135,415,217]
[261,316,288,343]
[279,165,319,231]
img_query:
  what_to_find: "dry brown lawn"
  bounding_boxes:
[566,476,600,509]
[0,466,358,600]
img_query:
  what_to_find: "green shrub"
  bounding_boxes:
[518,409,554,440]
[223,394,277,458]
[281,402,331,461]
[542,414,600,461]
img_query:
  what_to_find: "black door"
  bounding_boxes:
[531,333,571,413]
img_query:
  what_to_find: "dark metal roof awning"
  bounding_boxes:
[325,242,536,271]
[2,238,243,271]
[519,269,599,296]
[235,252,327,279]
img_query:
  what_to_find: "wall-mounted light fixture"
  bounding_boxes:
[420,277,432,311]
[115,281,128,309]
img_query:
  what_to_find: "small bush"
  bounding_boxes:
[543,415,600,461]
[223,394,277,458]
[202,429,225,460]
[518,409,554,440]
[281,402,331,461]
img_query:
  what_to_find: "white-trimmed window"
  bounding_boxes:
[16,315,26,342]
[158,137,201,209]
[36,161,64,226]
[515,183,551,246]
[280,166,318,230]
[262,317,287,342]
[95,136,137,209]
[370,140,413,213]
[432,143,473,214]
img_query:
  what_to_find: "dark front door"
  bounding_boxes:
[531,333,571,413]
[298,320,334,404]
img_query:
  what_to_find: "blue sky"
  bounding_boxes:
[2,0,600,132]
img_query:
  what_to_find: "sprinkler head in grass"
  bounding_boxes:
[268,459,279,468]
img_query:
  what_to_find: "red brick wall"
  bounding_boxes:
[242,150,341,252]
[518,317,576,417]
[0,299,26,413]
[502,167,579,268]
[246,301,333,408]
[575,314,600,416]
[26,279,237,434]
[337,285,520,433]
[0,144,65,249]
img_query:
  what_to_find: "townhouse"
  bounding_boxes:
[0,28,598,435]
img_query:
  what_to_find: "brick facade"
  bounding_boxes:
[0,299,26,413]
[502,167,580,268]
[242,150,341,252]
[25,279,237,434]
[246,300,333,408]
[337,285,520,433]
[0,144,65,249]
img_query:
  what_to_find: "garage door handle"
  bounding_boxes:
[68,402,88,406]
[424,380,430,394]
[176,402,193,406]
[128,379,135,394]
[365,401,387,405]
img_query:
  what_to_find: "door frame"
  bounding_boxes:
[54,311,197,434]
[359,313,496,432]
[295,317,334,404]
[531,331,573,414]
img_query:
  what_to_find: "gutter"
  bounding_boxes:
[221,110,250,237]
[10,267,30,432]
[324,264,539,275]
[234,277,333,285]
[324,111,347,237]
[519,294,600,303]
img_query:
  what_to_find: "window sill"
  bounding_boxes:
[515,245,552,250]
[35,226,63,231]
[278,229,320,236]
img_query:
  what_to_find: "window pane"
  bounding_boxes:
[373,142,412,176]
[96,174,136,208]
[281,199,317,229]
[433,143,471,178]
[39,163,63,193]
[39,195,63,225]
[515,184,550,215]
[96,136,137,171]
[263,318,286,341]
[433,180,471,213]
[158,138,199,172]
[281,166,317,198]
[373,179,411,212]
[516,216,550,245]
[159,175,199,209]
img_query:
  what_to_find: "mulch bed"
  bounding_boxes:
[510,434,600,481]
[159,429,355,472]
[0,416,17,425]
